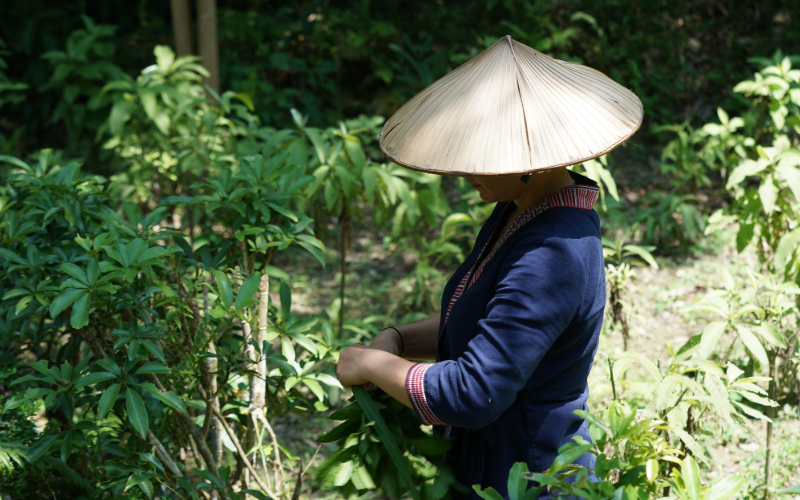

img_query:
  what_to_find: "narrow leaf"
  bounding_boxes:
[352,386,421,500]
[98,383,121,419]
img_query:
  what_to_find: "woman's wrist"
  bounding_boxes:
[383,326,404,356]
[372,328,403,356]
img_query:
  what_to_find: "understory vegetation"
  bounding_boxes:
[1,2,799,500]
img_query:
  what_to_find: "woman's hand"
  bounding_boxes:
[335,343,416,409]
[336,344,374,388]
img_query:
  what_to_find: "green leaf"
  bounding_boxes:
[758,176,779,214]
[28,435,58,461]
[61,263,88,284]
[550,444,593,473]
[304,128,327,164]
[623,244,659,269]
[507,462,529,500]
[215,270,233,309]
[14,295,33,315]
[317,416,361,443]
[241,491,271,500]
[125,471,153,492]
[261,265,290,282]
[2,289,30,300]
[86,259,100,285]
[125,389,149,439]
[352,386,421,500]
[778,485,800,495]
[698,321,727,359]
[297,239,326,267]
[235,272,261,311]
[74,372,116,388]
[135,362,170,375]
[138,383,187,414]
[735,324,769,368]
[98,383,121,419]
[473,486,505,500]
[266,202,299,222]
[774,227,800,272]
[0,155,30,169]
[682,457,701,500]
[109,100,133,136]
[752,323,786,349]
[646,458,659,482]
[736,223,755,253]
[279,280,291,323]
[68,292,90,329]
[209,306,227,318]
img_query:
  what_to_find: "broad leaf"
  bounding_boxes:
[125,389,149,439]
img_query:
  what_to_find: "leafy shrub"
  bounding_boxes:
[316,388,459,500]
[0,150,337,498]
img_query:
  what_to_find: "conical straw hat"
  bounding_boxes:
[379,36,643,176]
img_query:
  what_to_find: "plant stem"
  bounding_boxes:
[146,374,220,476]
[338,202,349,338]
[763,353,776,500]
[608,357,618,401]
[212,406,280,500]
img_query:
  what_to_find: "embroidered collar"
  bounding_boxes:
[441,182,599,330]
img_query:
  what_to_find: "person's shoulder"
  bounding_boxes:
[521,207,601,241]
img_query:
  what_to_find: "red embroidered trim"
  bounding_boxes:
[441,183,599,330]
[406,363,445,426]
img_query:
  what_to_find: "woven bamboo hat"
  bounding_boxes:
[379,36,643,176]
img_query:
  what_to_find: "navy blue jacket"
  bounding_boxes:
[405,172,605,499]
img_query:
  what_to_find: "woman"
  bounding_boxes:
[336,36,643,498]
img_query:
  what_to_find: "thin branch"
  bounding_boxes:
[147,429,191,482]
[290,460,303,500]
[258,413,286,489]
[212,407,280,500]
[145,373,220,476]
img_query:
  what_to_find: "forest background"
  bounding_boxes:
[1,1,800,500]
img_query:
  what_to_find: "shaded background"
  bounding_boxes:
[2,0,798,181]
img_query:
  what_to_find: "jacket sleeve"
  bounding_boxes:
[405,236,586,429]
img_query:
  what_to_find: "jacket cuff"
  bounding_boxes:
[405,363,445,425]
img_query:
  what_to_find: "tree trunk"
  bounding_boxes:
[170,0,194,57]
[202,286,223,493]
[196,0,220,93]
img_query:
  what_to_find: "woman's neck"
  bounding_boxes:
[510,168,576,219]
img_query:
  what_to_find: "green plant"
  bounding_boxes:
[474,402,745,500]
[732,52,800,143]
[316,388,459,500]
[682,268,800,499]
[101,45,256,205]
[39,15,126,160]
[602,234,657,350]
[0,151,336,498]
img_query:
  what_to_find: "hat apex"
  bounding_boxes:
[379,36,643,176]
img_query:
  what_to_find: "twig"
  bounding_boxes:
[145,373,220,476]
[258,413,286,488]
[147,429,193,483]
[212,407,280,500]
[290,460,303,500]
[302,446,321,476]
